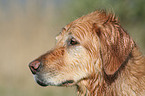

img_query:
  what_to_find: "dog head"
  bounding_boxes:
[29,10,135,87]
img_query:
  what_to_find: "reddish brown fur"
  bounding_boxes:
[29,10,145,96]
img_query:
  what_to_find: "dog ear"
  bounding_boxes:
[93,22,135,75]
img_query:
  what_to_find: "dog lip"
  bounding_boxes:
[36,79,48,87]
[59,80,74,86]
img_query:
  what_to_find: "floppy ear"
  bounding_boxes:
[93,22,135,75]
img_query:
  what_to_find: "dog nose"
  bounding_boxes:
[29,60,41,74]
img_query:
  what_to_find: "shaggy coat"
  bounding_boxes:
[29,10,145,96]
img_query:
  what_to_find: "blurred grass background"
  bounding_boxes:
[0,0,145,96]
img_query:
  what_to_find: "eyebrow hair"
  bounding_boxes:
[62,27,66,32]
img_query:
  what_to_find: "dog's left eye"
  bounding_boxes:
[68,38,78,46]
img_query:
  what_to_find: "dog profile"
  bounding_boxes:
[29,10,145,96]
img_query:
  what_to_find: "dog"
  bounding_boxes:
[29,10,145,96]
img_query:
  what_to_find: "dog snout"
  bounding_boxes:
[29,60,41,74]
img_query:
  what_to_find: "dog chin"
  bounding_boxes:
[33,75,75,87]
[36,79,48,87]
[33,75,48,87]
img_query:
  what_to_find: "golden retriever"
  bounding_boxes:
[29,10,145,96]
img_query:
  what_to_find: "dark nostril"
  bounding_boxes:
[29,60,41,74]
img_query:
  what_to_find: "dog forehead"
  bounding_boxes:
[64,10,108,27]
[58,10,115,42]
[63,22,92,35]
[62,12,106,35]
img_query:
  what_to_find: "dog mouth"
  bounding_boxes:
[33,75,48,87]
[36,79,48,87]
[37,79,75,87]
[59,80,75,86]
[36,78,74,87]
[34,75,75,87]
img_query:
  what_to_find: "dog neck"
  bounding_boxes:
[77,47,145,96]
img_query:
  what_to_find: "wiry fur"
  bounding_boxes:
[29,10,145,96]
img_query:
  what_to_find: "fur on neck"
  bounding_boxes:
[77,47,145,96]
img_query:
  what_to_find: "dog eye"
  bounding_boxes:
[68,38,78,45]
